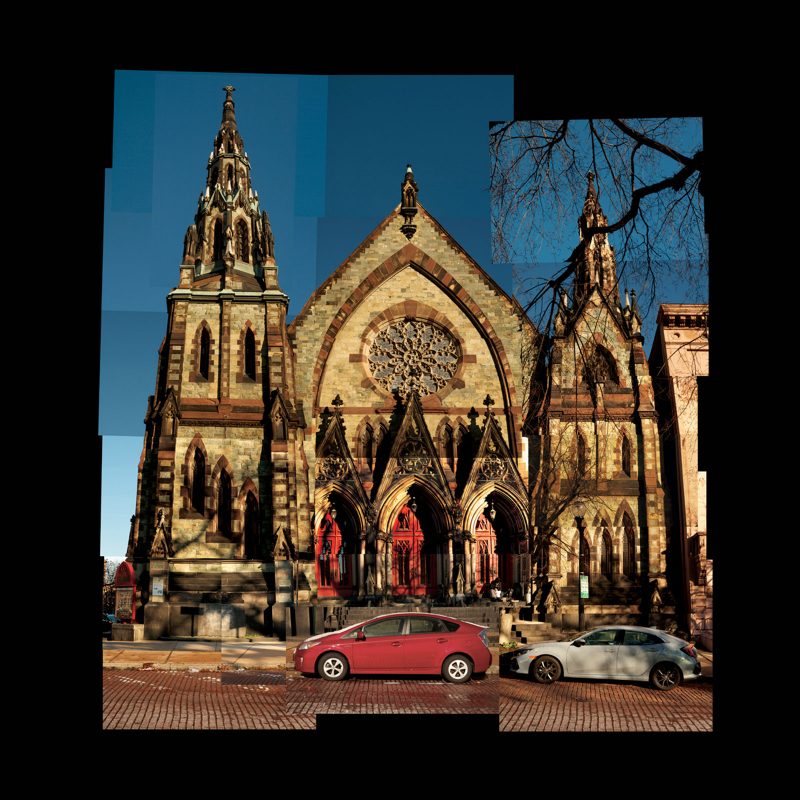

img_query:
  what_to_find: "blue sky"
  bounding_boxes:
[100,74,707,558]
[100,72,515,556]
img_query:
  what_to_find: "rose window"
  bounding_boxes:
[368,319,460,397]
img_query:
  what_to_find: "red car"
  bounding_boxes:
[293,612,492,683]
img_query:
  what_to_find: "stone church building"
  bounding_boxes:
[126,89,675,639]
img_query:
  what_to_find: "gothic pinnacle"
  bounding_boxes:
[222,85,237,127]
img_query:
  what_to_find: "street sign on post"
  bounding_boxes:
[579,574,589,600]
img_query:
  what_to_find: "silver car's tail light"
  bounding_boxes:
[681,644,697,658]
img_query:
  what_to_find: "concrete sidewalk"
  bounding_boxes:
[103,639,286,670]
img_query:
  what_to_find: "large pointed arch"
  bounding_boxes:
[314,484,365,599]
[376,473,454,537]
[613,499,638,528]
[291,224,531,457]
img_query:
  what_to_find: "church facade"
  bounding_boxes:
[126,89,674,639]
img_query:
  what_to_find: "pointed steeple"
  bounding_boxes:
[573,171,619,306]
[180,87,279,287]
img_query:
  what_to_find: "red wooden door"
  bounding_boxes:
[392,505,435,596]
[316,512,356,598]
[474,513,498,597]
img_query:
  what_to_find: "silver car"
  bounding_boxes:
[507,625,701,691]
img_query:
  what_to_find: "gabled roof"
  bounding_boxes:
[315,411,369,507]
[461,412,527,503]
[375,392,453,504]
[288,201,537,337]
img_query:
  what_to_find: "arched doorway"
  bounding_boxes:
[390,492,444,597]
[473,494,526,599]
[315,496,359,599]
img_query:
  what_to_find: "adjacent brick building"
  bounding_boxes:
[651,304,711,648]
[126,89,678,638]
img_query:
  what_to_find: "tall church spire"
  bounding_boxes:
[573,171,619,305]
[180,87,277,288]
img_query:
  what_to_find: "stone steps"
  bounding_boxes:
[510,621,566,644]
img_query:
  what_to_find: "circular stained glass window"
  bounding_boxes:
[367,318,460,397]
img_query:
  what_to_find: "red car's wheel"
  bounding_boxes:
[442,654,473,683]
[317,653,350,681]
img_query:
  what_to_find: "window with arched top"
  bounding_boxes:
[579,533,591,577]
[218,471,232,536]
[244,491,259,559]
[443,424,454,471]
[236,220,249,262]
[581,345,620,386]
[213,220,223,261]
[577,433,587,476]
[621,434,631,477]
[244,328,256,380]
[191,448,205,513]
[227,165,234,187]
[601,530,613,579]
[363,424,374,470]
[200,327,210,379]
[623,514,636,578]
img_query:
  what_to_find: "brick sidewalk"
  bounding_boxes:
[103,669,315,730]
[286,672,498,715]
[500,675,712,732]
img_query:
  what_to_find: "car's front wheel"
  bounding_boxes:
[317,653,350,681]
[442,654,473,683]
[650,662,681,691]
[531,655,562,684]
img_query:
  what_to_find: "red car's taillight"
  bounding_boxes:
[681,644,697,659]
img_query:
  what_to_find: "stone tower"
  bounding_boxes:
[127,87,310,639]
[529,173,673,628]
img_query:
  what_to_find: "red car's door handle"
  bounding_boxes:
[391,641,401,647]
[436,638,448,644]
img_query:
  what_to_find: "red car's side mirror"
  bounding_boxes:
[356,630,366,641]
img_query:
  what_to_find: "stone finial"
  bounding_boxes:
[483,394,495,413]
[332,394,344,408]
[222,85,237,125]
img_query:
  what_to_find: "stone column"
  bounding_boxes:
[467,537,476,594]
[358,533,366,599]
[447,535,454,597]
[376,534,385,593]
[384,534,393,597]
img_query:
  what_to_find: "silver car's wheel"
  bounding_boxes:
[443,655,473,683]
[317,653,349,681]
[532,655,562,684]
[650,662,681,691]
